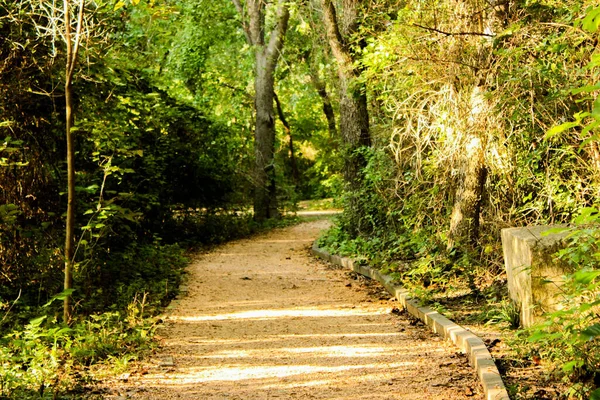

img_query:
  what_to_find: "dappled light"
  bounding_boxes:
[169,307,382,322]
[4,0,599,397]
[154,362,416,384]
[253,239,316,243]
[104,221,482,399]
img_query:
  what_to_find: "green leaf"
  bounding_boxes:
[571,84,600,95]
[545,121,579,140]
[43,289,75,308]
[574,207,599,224]
[572,270,600,285]
[528,330,548,342]
[580,120,600,139]
[580,303,593,312]
[54,327,72,337]
[581,324,600,341]
[582,7,600,33]
[588,53,600,69]
[590,388,600,400]
[28,315,47,327]
[562,360,583,372]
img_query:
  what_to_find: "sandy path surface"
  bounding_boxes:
[106,219,482,399]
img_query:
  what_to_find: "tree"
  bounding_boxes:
[446,87,488,250]
[320,0,370,233]
[62,0,86,323]
[232,0,290,221]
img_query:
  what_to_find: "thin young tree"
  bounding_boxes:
[63,0,85,323]
[231,0,290,221]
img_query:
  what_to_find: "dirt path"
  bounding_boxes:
[106,219,483,399]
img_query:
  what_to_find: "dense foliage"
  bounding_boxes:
[317,0,600,397]
[0,0,316,396]
[4,0,600,397]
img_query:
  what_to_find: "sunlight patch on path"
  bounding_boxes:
[169,307,382,322]
[105,220,483,399]
[196,344,401,359]
[149,362,416,384]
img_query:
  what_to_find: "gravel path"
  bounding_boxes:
[106,219,483,399]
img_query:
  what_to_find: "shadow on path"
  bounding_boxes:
[104,220,482,400]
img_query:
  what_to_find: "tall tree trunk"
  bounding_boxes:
[447,87,488,249]
[274,91,300,185]
[447,135,487,249]
[64,76,75,324]
[253,54,278,220]
[232,0,289,221]
[320,0,371,233]
[63,0,84,323]
[338,74,370,188]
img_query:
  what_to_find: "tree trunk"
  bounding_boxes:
[321,0,370,184]
[338,76,370,189]
[233,0,289,221]
[253,55,278,220]
[447,87,488,249]
[320,0,371,233]
[447,136,487,249]
[274,91,300,185]
[64,74,75,324]
[63,0,84,323]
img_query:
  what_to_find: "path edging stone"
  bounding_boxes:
[312,243,510,400]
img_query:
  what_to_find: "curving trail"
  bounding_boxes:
[105,219,482,399]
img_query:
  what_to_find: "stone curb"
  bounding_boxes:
[312,243,510,400]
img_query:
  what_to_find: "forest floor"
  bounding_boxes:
[100,217,483,399]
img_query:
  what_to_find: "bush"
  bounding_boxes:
[527,208,600,398]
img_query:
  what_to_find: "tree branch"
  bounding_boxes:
[403,54,482,71]
[411,23,495,38]
[248,0,264,46]
[64,0,72,81]
[303,48,338,139]
[231,0,253,45]
[273,91,290,135]
[218,78,253,102]
[320,0,354,78]
[69,0,85,77]
[265,0,289,72]
[273,91,299,184]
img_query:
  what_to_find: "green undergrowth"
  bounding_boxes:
[316,222,505,310]
[0,212,301,399]
[505,212,600,400]
[0,299,157,399]
[166,210,301,250]
[0,241,188,399]
[297,198,341,211]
